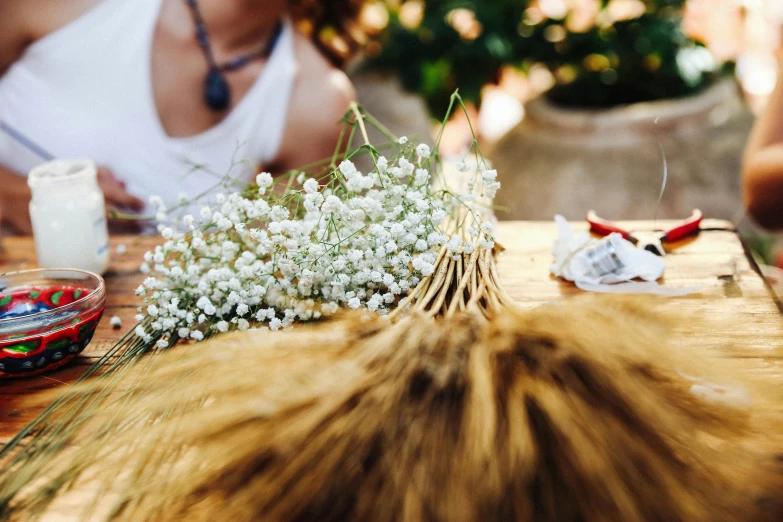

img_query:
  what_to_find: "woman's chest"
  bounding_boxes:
[0,54,254,200]
[150,23,266,139]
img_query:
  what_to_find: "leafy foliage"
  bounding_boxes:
[366,0,719,113]
[367,1,527,116]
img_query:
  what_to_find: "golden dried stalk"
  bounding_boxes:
[389,197,508,320]
[345,102,505,321]
[6,297,783,521]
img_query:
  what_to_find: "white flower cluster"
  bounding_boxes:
[134,140,500,343]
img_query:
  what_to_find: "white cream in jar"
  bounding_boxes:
[28,159,109,274]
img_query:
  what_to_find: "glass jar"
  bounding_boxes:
[28,160,109,274]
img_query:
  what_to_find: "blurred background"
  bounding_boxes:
[319,0,783,269]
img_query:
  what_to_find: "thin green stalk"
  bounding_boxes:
[362,111,399,142]
[0,92,508,518]
[330,123,348,170]
[434,90,459,152]
[0,320,148,460]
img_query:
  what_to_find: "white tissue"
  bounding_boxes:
[550,215,700,296]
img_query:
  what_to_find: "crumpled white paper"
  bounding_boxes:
[550,215,700,296]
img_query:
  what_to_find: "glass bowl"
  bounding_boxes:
[0,268,105,378]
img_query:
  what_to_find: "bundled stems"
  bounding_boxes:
[349,101,504,321]
[0,92,508,515]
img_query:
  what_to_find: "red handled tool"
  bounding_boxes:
[585,211,640,245]
[586,209,703,255]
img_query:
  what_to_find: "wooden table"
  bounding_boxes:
[2,220,783,445]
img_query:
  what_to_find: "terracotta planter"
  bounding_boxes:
[488,80,754,221]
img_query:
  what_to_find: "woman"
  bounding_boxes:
[744,52,783,229]
[0,0,363,233]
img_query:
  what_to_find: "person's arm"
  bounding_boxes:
[271,32,356,174]
[0,3,42,233]
[1,0,105,75]
[0,165,33,233]
[743,53,783,229]
[0,2,33,75]
[1,1,144,233]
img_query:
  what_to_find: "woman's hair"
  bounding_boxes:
[288,0,368,66]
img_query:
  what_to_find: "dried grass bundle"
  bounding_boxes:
[6,297,782,521]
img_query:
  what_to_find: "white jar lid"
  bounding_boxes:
[28,159,97,189]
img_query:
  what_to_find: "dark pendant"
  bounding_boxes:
[205,68,231,112]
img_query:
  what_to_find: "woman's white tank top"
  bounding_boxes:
[0,0,295,210]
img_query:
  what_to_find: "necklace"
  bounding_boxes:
[184,0,283,112]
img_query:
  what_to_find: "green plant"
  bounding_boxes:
[366,0,720,114]
[366,0,527,116]
[523,0,718,107]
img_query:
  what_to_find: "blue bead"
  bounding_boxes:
[205,69,231,112]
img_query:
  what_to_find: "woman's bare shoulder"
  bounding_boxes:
[0,0,103,73]
[0,0,36,73]
[274,29,357,171]
[289,29,356,125]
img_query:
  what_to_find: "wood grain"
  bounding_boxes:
[1,221,782,444]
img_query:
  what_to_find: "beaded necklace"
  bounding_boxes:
[184,0,283,112]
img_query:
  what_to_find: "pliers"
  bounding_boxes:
[586,209,703,256]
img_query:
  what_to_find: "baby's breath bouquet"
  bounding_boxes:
[0,94,511,492]
[133,96,507,347]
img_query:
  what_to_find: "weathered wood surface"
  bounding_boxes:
[2,220,782,444]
